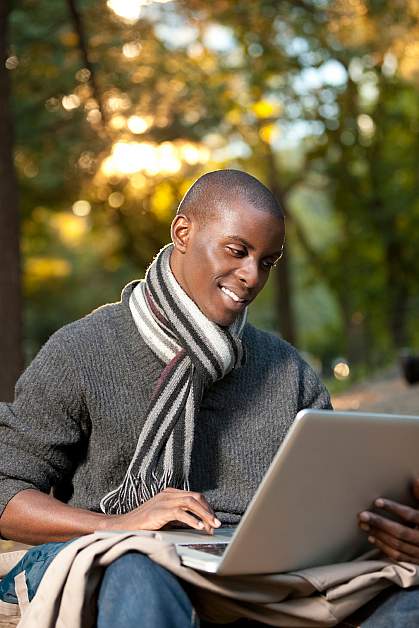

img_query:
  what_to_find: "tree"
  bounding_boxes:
[0,1,23,400]
[3,0,419,385]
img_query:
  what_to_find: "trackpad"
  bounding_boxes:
[156,527,236,545]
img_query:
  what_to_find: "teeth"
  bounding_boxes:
[221,286,242,303]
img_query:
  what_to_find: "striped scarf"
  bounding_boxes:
[100,243,247,515]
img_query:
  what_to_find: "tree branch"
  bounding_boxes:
[66,0,108,129]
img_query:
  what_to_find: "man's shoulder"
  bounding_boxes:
[244,323,331,409]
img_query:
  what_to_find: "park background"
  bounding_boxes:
[1,0,419,402]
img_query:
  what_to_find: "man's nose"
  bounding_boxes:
[237,259,260,288]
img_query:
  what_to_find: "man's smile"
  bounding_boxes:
[219,285,249,307]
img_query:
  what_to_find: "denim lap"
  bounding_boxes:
[0,540,72,604]
[361,586,419,628]
[97,551,199,628]
[0,543,199,627]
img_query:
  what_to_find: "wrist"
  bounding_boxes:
[96,513,123,532]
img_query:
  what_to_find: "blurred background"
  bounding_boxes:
[1,0,419,402]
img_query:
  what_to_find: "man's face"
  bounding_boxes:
[170,198,285,326]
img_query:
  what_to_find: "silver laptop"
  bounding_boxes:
[156,409,419,575]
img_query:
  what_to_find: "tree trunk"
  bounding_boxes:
[385,236,409,349]
[263,144,297,345]
[0,1,23,400]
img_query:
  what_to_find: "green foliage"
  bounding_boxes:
[6,0,419,373]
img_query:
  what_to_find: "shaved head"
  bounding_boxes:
[177,169,284,224]
[170,171,285,325]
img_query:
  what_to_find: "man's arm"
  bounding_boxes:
[0,331,218,544]
[358,478,419,564]
[0,487,220,545]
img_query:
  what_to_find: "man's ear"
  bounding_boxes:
[171,214,191,253]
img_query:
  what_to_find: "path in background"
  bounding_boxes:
[332,368,419,414]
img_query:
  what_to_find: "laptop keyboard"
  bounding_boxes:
[179,543,228,556]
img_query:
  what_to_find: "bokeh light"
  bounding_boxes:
[122,42,142,59]
[100,140,210,177]
[108,192,125,208]
[333,361,351,380]
[107,0,142,22]
[127,115,150,134]
[108,0,173,22]
[72,200,91,216]
[62,94,81,110]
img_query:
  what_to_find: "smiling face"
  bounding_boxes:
[170,197,285,327]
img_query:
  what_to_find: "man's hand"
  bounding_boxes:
[358,478,419,564]
[105,487,221,535]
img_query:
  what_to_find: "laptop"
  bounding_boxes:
[155,409,419,575]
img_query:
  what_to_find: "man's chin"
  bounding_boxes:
[211,311,239,328]
[199,301,240,327]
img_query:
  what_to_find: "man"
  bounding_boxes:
[0,169,416,627]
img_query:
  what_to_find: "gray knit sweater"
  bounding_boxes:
[0,282,331,524]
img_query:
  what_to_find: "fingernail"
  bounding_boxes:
[368,536,375,544]
[359,512,370,522]
[360,523,370,532]
[214,518,221,527]
[375,498,384,508]
[197,521,204,529]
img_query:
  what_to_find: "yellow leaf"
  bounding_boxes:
[252,100,281,119]
[259,124,276,143]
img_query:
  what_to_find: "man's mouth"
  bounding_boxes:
[220,286,248,304]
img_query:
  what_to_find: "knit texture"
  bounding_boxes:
[0,282,331,524]
[101,244,246,514]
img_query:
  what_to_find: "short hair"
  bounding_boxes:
[177,169,284,224]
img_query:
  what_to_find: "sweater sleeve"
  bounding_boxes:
[0,330,87,517]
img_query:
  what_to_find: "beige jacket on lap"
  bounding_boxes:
[1,532,419,628]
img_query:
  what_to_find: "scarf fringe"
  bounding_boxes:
[100,469,191,515]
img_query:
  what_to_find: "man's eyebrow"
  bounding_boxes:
[226,235,254,249]
[226,235,283,258]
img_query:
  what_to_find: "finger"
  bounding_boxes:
[188,492,216,517]
[373,498,419,526]
[367,535,419,565]
[359,512,419,546]
[170,508,214,534]
[163,489,216,517]
[162,492,220,528]
[367,528,419,561]
[157,490,220,530]
[174,495,220,529]
[162,487,184,494]
[412,479,419,502]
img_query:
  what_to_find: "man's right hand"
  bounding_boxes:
[104,487,221,535]
[0,487,220,545]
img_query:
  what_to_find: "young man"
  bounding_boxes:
[0,170,416,626]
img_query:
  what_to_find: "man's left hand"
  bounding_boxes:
[358,478,419,564]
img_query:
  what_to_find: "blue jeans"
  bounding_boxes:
[360,586,419,627]
[0,541,199,627]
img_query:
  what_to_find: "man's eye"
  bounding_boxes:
[227,247,245,257]
[262,260,276,269]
